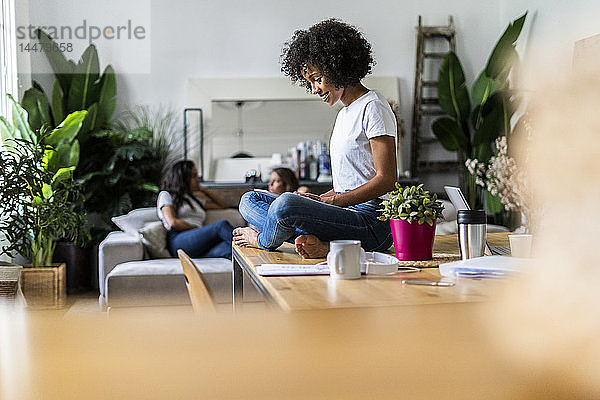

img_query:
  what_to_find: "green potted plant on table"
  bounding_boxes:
[0,95,88,266]
[379,184,444,261]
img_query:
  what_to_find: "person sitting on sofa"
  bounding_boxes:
[268,167,310,194]
[158,160,234,259]
[233,19,397,258]
[268,167,299,194]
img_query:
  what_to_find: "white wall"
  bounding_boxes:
[115,0,502,109]
[24,0,600,111]
[13,0,30,100]
[23,0,505,172]
[22,0,600,174]
[132,0,503,173]
[500,0,600,85]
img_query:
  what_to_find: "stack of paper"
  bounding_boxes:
[256,264,330,276]
[256,252,401,276]
[439,256,533,279]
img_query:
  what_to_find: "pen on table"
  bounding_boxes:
[402,280,455,287]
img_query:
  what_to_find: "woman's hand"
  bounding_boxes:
[320,136,396,208]
[319,193,336,205]
[294,191,337,205]
[294,191,321,201]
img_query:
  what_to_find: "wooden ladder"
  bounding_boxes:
[410,16,460,189]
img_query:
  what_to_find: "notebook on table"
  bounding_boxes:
[443,186,511,256]
[439,255,531,278]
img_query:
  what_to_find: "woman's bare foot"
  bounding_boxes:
[295,234,329,258]
[233,227,260,248]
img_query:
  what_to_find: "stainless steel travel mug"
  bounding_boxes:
[457,210,486,260]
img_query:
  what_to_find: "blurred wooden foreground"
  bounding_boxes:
[0,302,586,399]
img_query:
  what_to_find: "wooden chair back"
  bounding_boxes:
[177,250,216,313]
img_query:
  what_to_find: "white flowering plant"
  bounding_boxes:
[466,136,526,212]
[465,117,535,231]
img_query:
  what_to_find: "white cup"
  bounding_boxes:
[509,234,533,258]
[327,240,362,279]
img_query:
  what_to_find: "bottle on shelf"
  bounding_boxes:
[287,146,299,174]
[317,142,332,183]
[308,142,319,181]
[298,142,307,180]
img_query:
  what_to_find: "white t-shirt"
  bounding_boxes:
[329,90,397,196]
[157,191,206,229]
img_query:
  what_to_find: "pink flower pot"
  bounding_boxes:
[389,219,436,261]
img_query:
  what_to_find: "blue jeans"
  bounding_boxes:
[238,191,392,252]
[167,220,234,259]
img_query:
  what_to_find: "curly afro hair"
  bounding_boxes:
[280,19,375,91]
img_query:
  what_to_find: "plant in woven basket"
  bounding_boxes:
[378,183,444,226]
[0,95,88,266]
[0,262,22,297]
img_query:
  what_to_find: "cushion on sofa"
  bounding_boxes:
[112,207,159,234]
[139,221,171,259]
[111,207,246,261]
[112,207,247,233]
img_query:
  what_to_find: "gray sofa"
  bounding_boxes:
[98,208,249,310]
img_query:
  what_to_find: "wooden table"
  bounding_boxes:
[232,233,509,311]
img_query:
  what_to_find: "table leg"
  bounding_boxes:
[232,252,244,311]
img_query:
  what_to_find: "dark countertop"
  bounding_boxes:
[199,181,333,207]
[200,181,332,188]
[200,177,420,188]
[200,178,421,208]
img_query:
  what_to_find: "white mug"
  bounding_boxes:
[327,240,362,280]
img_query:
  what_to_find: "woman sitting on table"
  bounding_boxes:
[158,160,234,259]
[233,19,397,258]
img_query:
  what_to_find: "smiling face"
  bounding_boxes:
[301,64,344,107]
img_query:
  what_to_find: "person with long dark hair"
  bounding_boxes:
[158,160,234,259]
[233,19,397,258]
[268,167,300,194]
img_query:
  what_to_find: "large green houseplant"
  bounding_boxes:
[21,30,117,229]
[21,30,116,136]
[0,95,88,266]
[22,30,175,236]
[379,184,444,261]
[81,105,180,221]
[431,12,527,209]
